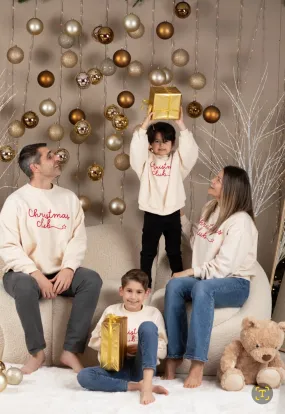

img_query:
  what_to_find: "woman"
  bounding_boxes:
[163,166,258,388]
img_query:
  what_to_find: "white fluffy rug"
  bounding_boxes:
[0,364,283,414]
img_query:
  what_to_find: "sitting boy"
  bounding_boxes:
[77,269,169,405]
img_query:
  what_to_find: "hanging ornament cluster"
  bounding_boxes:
[104,105,129,130]
[174,2,191,19]
[0,361,23,392]
[123,13,145,40]
[0,146,16,162]
[113,49,131,68]
[156,22,174,40]
[92,25,114,44]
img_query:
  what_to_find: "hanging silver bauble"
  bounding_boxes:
[123,13,141,32]
[127,23,145,39]
[149,69,166,86]
[172,48,189,67]
[162,67,173,84]
[7,46,24,64]
[48,123,64,141]
[26,18,44,35]
[39,99,57,117]
[61,50,78,68]
[189,72,207,90]
[100,57,117,76]
[64,19,82,37]
[127,60,144,77]
[106,134,124,151]
[58,33,74,49]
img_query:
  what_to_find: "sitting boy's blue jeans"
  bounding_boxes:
[77,321,158,392]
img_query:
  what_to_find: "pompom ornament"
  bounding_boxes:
[7,46,24,64]
[8,120,25,138]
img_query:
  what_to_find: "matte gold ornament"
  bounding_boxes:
[8,120,25,138]
[92,26,114,44]
[55,148,70,164]
[106,134,123,151]
[61,50,78,68]
[74,120,91,137]
[6,367,23,385]
[37,70,55,88]
[127,60,144,77]
[0,146,15,162]
[175,2,191,18]
[104,104,120,121]
[22,111,39,128]
[79,195,91,212]
[64,19,82,37]
[149,69,166,86]
[7,45,24,64]
[189,72,206,90]
[162,67,173,84]
[0,372,7,392]
[58,33,74,49]
[203,105,221,123]
[100,58,117,76]
[48,123,64,141]
[117,91,135,109]
[39,99,57,117]
[172,49,189,67]
[87,68,103,85]
[88,163,104,181]
[69,108,86,125]
[123,13,141,32]
[76,72,91,89]
[187,101,203,118]
[113,49,131,68]
[26,18,44,35]
[70,130,88,144]
[112,114,129,131]
[156,22,174,40]
[114,153,130,171]
[127,23,145,39]
[109,197,126,215]
[0,361,6,372]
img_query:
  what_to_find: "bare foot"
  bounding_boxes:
[139,381,169,405]
[183,361,204,388]
[60,350,84,373]
[21,350,45,374]
[161,358,183,380]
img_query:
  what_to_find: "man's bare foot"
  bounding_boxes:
[183,360,204,388]
[60,350,84,373]
[139,380,169,405]
[21,350,45,374]
[161,358,183,380]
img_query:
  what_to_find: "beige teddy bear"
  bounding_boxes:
[218,317,285,391]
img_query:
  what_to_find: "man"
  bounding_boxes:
[0,143,102,374]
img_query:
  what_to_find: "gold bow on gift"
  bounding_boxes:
[100,314,127,372]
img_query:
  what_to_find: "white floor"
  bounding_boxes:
[0,364,284,414]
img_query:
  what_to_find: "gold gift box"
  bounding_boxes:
[100,314,127,372]
[148,86,182,120]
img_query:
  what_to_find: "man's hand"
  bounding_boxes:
[30,270,56,299]
[50,268,74,295]
[173,268,194,278]
[127,344,138,355]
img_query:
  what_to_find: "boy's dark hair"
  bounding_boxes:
[18,143,47,178]
[147,122,176,145]
[121,269,149,291]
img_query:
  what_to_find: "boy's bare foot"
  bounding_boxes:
[161,358,183,380]
[60,350,83,373]
[21,350,45,374]
[139,380,169,405]
[183,360,204,388]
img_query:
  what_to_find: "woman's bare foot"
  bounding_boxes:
[21,350,45,374]
[183,360,204,388]
[139,380,169,405]
[161,358,183,380]
[60,350,84,373]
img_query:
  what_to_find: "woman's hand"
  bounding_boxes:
[172,268,194,278]
[175,106,187,131]
[141,111,154,130]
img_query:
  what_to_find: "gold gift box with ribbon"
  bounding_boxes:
[100,314,128,372]
[148,86,182,120]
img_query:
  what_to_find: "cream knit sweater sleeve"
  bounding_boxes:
[176,129,199,180]
[130,127,149,179]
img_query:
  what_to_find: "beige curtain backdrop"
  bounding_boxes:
[0,0,284,278]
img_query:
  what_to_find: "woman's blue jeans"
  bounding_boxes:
[164,276,250,362]
[77,321,158,392]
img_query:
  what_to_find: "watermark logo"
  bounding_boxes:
[251,385,273,404]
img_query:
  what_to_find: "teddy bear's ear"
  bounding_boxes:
[278,322,285,332]
[242,317,259,329]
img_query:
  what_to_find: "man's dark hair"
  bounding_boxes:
[121,269,149,291]
[147,122,176,145]
[18,143,47,178]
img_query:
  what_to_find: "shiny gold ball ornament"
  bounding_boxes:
[109,198,126,215]
[6,367,23,385]
[48,123,64,141]
[124,13,141,32]
[37,70,55,88]
[87,68,103,85]
[104,104,121,121]
[175,2,191,18]
[187,101,203,118]
[172,49,189,67]
[127,23,145,39]
[0,146,16,162]
[76,72,91,89]
[69,108,86,125]
[189,72,207,90]
[70,130,88,144]
[162,67,173,84]
[58,33,74,49]
[55,148,70,164]
[22,111,39,128]
[149,69,166,86]
[8,120,25,138]
[156,21,174,40]
[26,18,44,35]
[64,19,82,37]
[0,361,6,372]
[114,153,130,171]
[61,50,78,68]
[100,58,117,76]
[74,120,91,137]
[106,134,123,151]
[127,60,144,77]
[79,195,91,212]
[117,91,135,109]
[0,372,7,392]
[88,163,104,181]
[92,25,114,44]
[7,45,24,64]
[112,114,129,131]
[203,105,221,123]
[39,98,57,117]
[113,49,131,68]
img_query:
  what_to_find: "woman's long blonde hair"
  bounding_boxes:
[203,166,255,234]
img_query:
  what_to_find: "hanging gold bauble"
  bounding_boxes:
[22,111,39,128]
[8,120,25,138]
[156,22,174,40]
[187,101,203,118]
[127,23,145,39]
[149,69,166,86]
[55,148,70,164]
[92,25,114,44]
[61,50,78,68]
[113,49,131,68]
[70,130,88,144]
[104,104,120,121]
[117,91,135,109]
[114,153,130,171]
[175,2,191,18]
[26,18,44,35]
[74,120,91,137]
[58,33,74,49]
[109,198,126,215]
[48,123,64,141]
[106,134,123,151]
[79,195,91,212]
[6,368,23,385]
[88,163,104,181]
[0,361,6,372]
[127,60,144,77]
[64,19,82,37]
[87,68,103,85]
[7,45,24,64]
[76,72,91,89]
[162,67,173,84]
[37,70,55,88]
[39,98,57,117]
[203,105,221,123]
[189,72,206,90]
[172,49,189,67]
[112,114,129,131]
[100,58,117,76]
[0,146,15,162]
[69,108,86,125]
[123,13,141,32]
[0,372,7,393]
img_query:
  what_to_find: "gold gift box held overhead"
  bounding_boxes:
[148,86,182,120]
[100,314,128,372]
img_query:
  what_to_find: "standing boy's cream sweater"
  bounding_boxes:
[130,127,198,216]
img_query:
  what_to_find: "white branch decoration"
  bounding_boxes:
[278,224,285,263]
